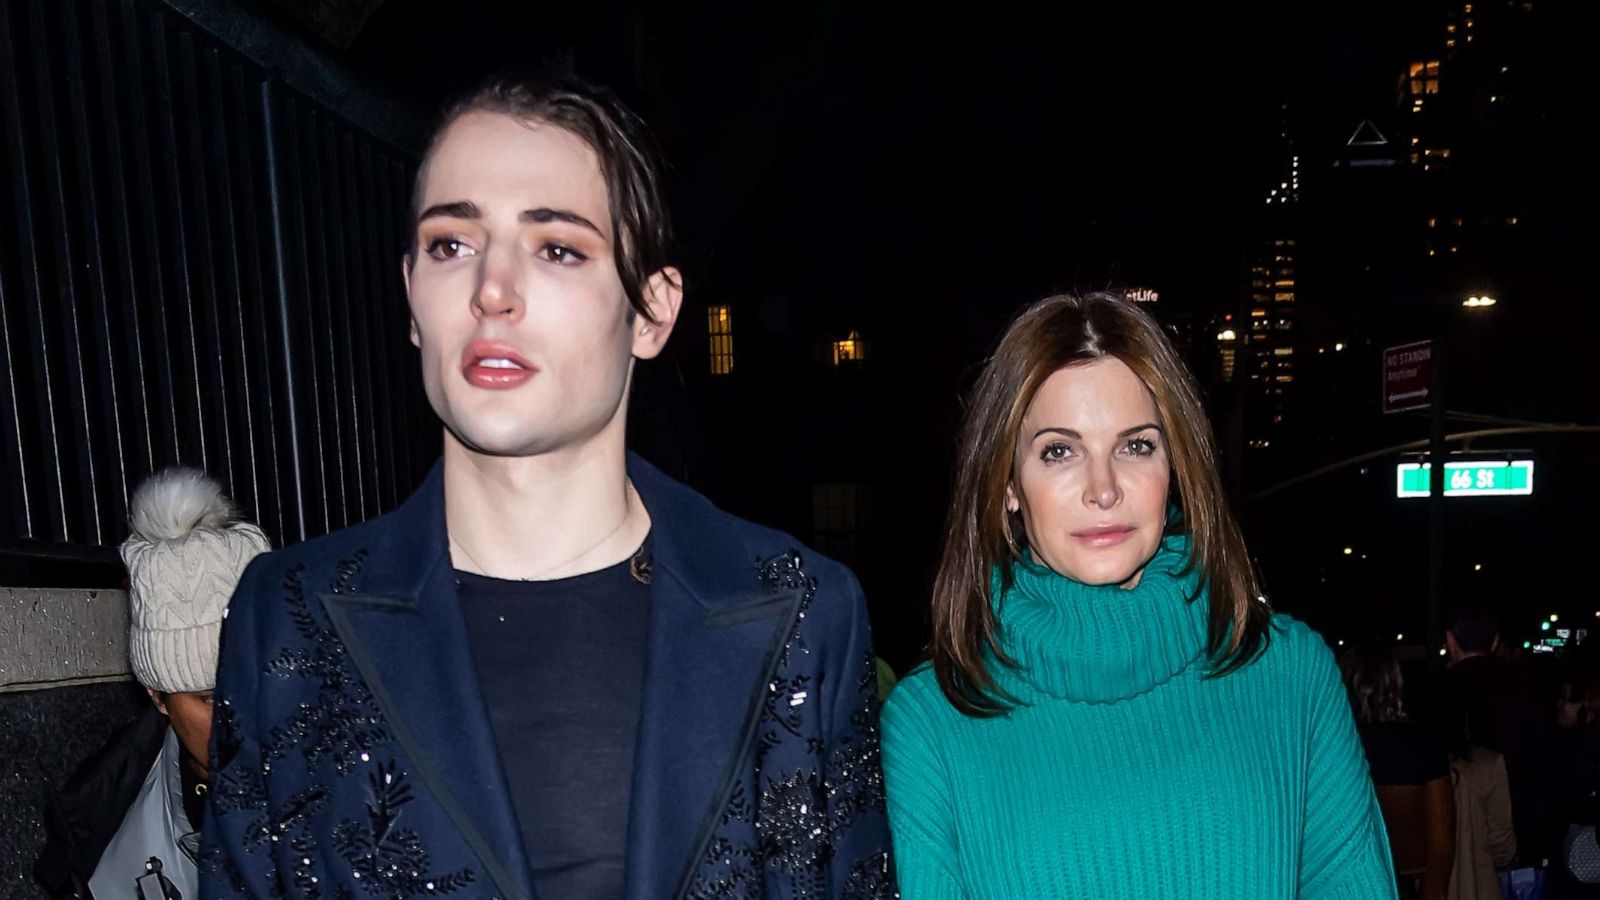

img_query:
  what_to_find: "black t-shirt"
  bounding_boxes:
[1358,720,1450,786]
[456,541,651,900]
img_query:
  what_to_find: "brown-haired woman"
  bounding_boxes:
[881,292,1397,899]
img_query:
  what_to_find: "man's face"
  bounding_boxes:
[405,112,655,458]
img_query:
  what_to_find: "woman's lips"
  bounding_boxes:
[1071,525,1137,548]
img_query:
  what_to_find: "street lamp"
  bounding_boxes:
[1463,295,1498,308]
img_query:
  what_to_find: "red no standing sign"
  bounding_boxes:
[1383,340,1434,414]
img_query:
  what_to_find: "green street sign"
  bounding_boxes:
[1396,460,1534,498]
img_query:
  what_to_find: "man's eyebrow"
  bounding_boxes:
[520,207,604,236]
[416,200,480,224]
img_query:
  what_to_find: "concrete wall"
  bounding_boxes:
[2,589,131,692]
[1,588,142,900]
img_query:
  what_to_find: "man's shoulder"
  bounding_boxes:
[642,464,861,597]
[237,512,395,587]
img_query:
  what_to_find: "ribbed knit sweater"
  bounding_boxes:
[882,538,1397,899]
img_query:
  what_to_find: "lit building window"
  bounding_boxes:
[1275,375,1295,383]
[1273,292,1295,303]
[708,305,734,375]
[1407,61,1442,95]
[1273,347,1295,357]
[831,330,867,366]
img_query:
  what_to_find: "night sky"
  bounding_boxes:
[258,0,1597,656]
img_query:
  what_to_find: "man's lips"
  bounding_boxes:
[461,341,536,388]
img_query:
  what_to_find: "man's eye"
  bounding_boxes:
[539,243,588,265]
[425,237,474,260]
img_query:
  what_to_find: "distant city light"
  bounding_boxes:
[1464,295,1498,308]
[1335,342,1346,351]
[1217,329,1237,341]
[1551,614,1560,623]
[1439,648,1447,657]
[1343,547,1354,555]
[1542,621,1551,631]
[1474,564,1483,572]
[1396,633,1405,642]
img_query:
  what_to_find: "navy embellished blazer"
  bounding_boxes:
[201,454,896,899]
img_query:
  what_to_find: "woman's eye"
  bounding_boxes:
[1040,442,1072,463]
[1125,437,1158,457]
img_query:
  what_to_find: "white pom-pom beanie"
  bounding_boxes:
[118,468,271,693]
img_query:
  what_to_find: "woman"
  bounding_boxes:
[1339,643,1456,900]
[1437,669,1515,900]
[881,292,1396,898]
[34,469,269,899]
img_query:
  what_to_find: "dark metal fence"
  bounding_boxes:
[0,0,434,562]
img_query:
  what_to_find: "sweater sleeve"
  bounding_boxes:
[881,675,968,900]
[1295,627,1399,899]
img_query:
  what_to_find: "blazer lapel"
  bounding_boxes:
[622,455,807,900]
[320,465,537,900]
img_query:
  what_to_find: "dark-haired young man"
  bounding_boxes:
[204,76,895,900]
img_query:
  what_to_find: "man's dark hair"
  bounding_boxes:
[1447,607,1501,654]
[407,72,676,323]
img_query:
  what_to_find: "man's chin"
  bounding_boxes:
[444,423,560,459]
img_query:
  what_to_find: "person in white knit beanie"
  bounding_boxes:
[119,467,271,773]
[34,468,271,900]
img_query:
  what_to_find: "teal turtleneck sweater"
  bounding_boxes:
[881,538,1397,899]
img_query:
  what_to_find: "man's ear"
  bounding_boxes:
[631,267,683,361]
[402,258,421,348]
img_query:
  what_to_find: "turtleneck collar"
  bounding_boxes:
[992,534,1210,705]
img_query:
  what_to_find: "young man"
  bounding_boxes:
[202,76,895,900]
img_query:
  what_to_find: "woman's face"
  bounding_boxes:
[1009,358,1171,588]
[149,687,214,776]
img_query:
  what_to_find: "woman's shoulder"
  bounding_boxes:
[1249,612,1340,677]
[1225,612,1346,705]
[882,663,952,723]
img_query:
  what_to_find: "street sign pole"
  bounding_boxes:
[1428,344,1446,651]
